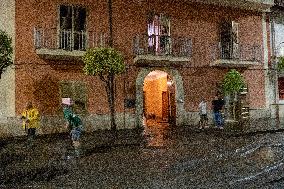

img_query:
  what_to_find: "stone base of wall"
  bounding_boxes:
[180,108,271,128]
[279,105,284,118]
[249,108,271,119]
[84,113,136,131]
[0,109,274,139]
[181,111,214,126]
[0,113,137,139]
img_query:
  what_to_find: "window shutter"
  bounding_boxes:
[60,82,73,98]
[73,82,87,113]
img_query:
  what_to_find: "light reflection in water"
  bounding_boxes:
[143,120,169,147]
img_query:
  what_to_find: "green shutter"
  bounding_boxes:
[60,82,73,98]
[73,82,87,114]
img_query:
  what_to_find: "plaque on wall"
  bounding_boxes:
[124,99,136,108]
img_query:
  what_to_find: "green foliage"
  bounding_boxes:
[222,69,246,95]
[82,47,125,76]
[277,57,284,72]
[0,30,13,75]
[82,47,125,130]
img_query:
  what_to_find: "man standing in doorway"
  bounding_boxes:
[212,95,225,129]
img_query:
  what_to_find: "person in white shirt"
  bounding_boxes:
[198,98,208,129]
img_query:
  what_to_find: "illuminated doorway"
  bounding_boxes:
[142,70,176,127]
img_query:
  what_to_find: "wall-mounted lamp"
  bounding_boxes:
[177,99,184,103]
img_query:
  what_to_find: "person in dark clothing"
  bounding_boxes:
[212,95,225,129]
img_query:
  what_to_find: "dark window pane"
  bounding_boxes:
[279,77,284,100]
[74,7,86,31]
[60,5,72,30]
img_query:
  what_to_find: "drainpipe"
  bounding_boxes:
[108,0,113,47]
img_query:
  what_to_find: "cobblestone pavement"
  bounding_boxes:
[1,122,284,188]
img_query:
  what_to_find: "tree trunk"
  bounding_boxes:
[105,73,117,131]
[107,0,116,132]
[109,73,116,131]
[232,102,236,120]
[233,92,237,120]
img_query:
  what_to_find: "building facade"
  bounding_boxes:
[270,0,284,119]
[0,0,274,137]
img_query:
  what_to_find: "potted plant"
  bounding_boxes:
[222,69,246,126]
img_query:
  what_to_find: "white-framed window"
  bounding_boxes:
[274,23,284,57]
[59,5,87,50]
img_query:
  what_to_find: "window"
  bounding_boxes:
[147,12,171,54]
[274,23,284,57]
[60,81,87,114]
[59,5,87,50]
[220,20,239,59]
[278,77,284,101]
[275,0,284,7]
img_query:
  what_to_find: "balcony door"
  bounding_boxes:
[59,5,87,50]
[220,21,239,59]
[147,13,171,55]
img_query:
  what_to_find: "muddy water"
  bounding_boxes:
[1,125,284,188]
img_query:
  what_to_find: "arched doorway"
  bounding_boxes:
[143,70,176,127]
[135,68,185,128]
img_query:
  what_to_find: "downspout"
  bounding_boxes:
[108,0,113,47]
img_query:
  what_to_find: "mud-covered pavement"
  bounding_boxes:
[2,124,284,188]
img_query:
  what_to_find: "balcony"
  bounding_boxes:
[133,34,192,66]
[187,0,274,12]
[34,28,109,61]
[210,42,262,67]
[275,0,284,7]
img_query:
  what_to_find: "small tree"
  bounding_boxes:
[222,69,246,120]
[0,30,13,79]
[83,47,125,131]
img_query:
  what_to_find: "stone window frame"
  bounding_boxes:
[57,4,88,50]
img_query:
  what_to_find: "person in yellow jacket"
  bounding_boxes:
[21,102,40,146]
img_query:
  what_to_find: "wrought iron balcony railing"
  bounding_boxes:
[275,0,284,7]
[133,34,192,57]
[34,27,109,51]
[211,42,262,63]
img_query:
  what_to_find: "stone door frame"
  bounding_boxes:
[135,67,185,128]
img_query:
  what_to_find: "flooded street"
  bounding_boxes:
[2,123,284,188]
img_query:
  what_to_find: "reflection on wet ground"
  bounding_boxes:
[2,121,284,188]
[143,119,170,148]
